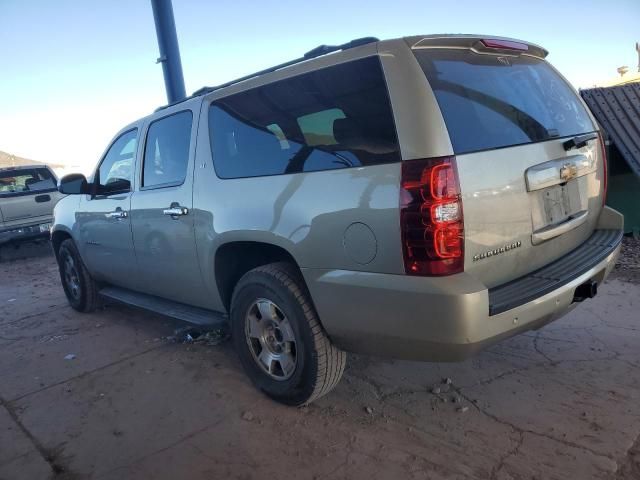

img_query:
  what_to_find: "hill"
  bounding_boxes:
[0,150,64,169]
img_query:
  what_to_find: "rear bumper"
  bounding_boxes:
[0,220,52,245]
[303,209,624,362]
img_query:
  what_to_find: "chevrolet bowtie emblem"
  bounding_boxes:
[560,163,578,182]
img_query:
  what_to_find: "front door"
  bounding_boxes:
[77,129,139,290]
[130,109,207,307]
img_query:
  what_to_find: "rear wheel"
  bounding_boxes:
[57,239,99,312]
[231,263,346,405]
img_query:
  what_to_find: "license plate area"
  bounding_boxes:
[526,153,596,240]
[530,178,588,236]
[542,182,580,226]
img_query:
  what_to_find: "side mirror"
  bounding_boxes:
[58,173,90,195]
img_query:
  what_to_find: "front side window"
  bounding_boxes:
[0,168,56,196]
[208,56,400,179]
[143,110,193,188]
[96,129,137,195]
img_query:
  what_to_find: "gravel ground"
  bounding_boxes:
[611,236,640,284]
[0,240,639,480]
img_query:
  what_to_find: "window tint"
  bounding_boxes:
[0,168,56,196]
[143,111,193,187]
[209,56,400,179]
[414,50,594,154]
[96,129,137,195]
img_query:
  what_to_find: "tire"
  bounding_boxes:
[231,262,346,405]
[57,239,99,313]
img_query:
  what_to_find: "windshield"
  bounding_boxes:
[413,49,594,154]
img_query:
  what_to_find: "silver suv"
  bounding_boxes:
[52,35,623,405]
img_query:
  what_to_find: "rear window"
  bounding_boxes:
[414,50,594,154]
[208,56,400,179]
[0,168,56,196]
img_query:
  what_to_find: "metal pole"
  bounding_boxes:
[150,0,186,103]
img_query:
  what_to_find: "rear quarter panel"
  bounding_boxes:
[192,100,405,310]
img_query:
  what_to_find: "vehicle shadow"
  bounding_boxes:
[0,239,53,263]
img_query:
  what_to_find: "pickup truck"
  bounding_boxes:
[0,165,64,245]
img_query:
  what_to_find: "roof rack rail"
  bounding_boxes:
[191,36,379,98]
[154,37,378,112]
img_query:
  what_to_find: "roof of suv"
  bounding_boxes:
[155,36,381,113]
[150,33,548,115]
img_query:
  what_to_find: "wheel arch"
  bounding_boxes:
[51,228,73,259]
[214,241,308,313]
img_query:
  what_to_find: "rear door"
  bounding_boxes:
[412,42,603,287]
[0,167,60,228]
[129,107,208,307]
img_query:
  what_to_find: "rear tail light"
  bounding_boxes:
[598,132,608,206]
[400,157,464,276]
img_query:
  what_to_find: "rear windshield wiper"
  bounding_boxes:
[563,132,598,151]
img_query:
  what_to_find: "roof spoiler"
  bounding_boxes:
[409,35,548,58]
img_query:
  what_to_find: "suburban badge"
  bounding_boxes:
[473,241,522,261]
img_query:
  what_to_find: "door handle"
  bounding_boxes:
[163,205,188,217]
[105,209,128,219]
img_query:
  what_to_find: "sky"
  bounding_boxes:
[1,0,639,171]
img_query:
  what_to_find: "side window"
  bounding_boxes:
[143,111,193,188]
[96,129,137,195]
[0,168,56,196]
[208,56,400,179]
[31,168,57,191]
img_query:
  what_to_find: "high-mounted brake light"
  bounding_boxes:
[481,39,529,52]
[400,157,464,276]
[598,132,608,206]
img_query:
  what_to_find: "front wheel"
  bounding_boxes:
[57,239,99,313]
[231,263,346,405]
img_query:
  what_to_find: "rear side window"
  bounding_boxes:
[143,110,193,188]
[0,168,56,196]
[414,50,594,154]
[208,56,400,179]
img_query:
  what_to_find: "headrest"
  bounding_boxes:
[332,117,396,154]
[333,118,363,145]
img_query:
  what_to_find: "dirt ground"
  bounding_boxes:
[1,239,639,480]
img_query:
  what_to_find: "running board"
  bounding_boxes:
[99,286,228,328]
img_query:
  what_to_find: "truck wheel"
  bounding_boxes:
[231,262,346,405]
[57,239,99,313]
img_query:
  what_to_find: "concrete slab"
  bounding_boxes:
[0,242,639,479]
